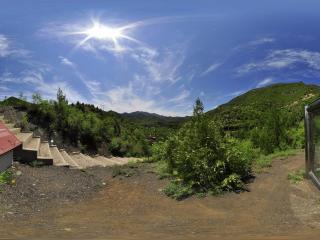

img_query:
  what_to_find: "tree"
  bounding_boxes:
[32,92,42,104]
[153,98,255,197]
[18,92,27,101]
[193,97,204,117]
[57,87,67,104]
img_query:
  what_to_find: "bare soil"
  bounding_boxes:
[1,152,320,239]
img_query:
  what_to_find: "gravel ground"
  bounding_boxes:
[1,154,320,239]
[0,162,114,220]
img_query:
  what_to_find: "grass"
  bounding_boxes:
[0,169,14,188]
[288,169,305,184]
[254,149,300,173]
[163,181,193,200]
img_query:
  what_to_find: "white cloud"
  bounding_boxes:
[168,90,190,103]
[249,37,275,46]
[0,70,85,103]
[226,90,245,97]
[0,35,10,57]
[59,56,75,67]
[256,77,274,88]
[132,46,185,83]
[200,63,221,77]
[238,49,320,74]
[91,82,189,116]
[0,34,29,58]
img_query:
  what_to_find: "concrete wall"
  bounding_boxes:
[0,150,13,172]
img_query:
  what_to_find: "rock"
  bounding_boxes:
[15,171,22,176]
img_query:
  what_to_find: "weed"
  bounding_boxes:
[195,192,206,198]
[112,165,135,178]
[163,181,193,200]
[254,149,299,173]
[0,169,14,186]
[288,169,305,184]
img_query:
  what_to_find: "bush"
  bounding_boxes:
[153,98,256,197]
[163,181,193,200]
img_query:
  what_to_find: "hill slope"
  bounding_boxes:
[207,82,320,132]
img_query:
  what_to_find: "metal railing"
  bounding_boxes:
[305,98,320,189]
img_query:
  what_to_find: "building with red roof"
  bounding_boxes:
[0,122,21,171]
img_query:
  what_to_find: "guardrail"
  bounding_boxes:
[305,99,320,189]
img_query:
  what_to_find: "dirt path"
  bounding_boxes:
[1,152,320,239]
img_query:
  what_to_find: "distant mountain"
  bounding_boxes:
[0,97,186,129]
[121,111,187,128]
[206,82,320,131]
[122,111,166,118]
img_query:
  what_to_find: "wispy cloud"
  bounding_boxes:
[249,37,275,46]
[59,56,76,67]
[238,49,320,74]
[168,89,190,103]
[256,77,274,88]
[91,81,190,116]
[0,34,29,58]
[132,46,186,83]
[0,70,85,103]
[200,63,221,77]
[226,90,245,97]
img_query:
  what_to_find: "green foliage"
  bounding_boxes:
[254,149,299,172]
[288,169,305,183]
[207,82,320,154]
[225,138,258,177]
[1,91,183,157]
[163,181,193,200]
[0,169,14,185]
[154,99,256,197]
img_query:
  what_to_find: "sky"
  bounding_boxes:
[0,0,320,116]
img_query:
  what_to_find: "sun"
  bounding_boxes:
[72,19,139,52]
[84,21,123,40]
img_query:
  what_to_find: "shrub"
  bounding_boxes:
[163,181,193,200]
[153,98,256,197]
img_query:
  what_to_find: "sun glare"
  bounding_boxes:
[84,22,123,40]
[73,19,139,52]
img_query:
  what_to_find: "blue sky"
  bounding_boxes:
[0,0,320,116]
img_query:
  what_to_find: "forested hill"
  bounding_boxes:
[0,95,186,157]
[1,81,319,157]
[206,82,320,133]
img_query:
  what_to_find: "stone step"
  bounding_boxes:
[23,136,40,151]
[9,127,21,134]
[38,142,52,159]
[93,155,122,166]
[60,150,81,169]
[69,153,91,169]
[111,157,132,165]
[15,132,33,146]
[79,153,103,167]
[70,153,100,168]
[5,123,15,129]
[50,146,69,167]
[0,116,9,123]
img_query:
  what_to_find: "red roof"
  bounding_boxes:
[0,122,21,156]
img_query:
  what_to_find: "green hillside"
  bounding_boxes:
[0,95,185,157]
[207,82,320,134]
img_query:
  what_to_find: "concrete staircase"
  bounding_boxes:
[0,115,136,169]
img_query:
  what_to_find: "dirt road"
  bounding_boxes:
[1,152,320,239]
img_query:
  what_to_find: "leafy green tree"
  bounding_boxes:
[153,99,256,196]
